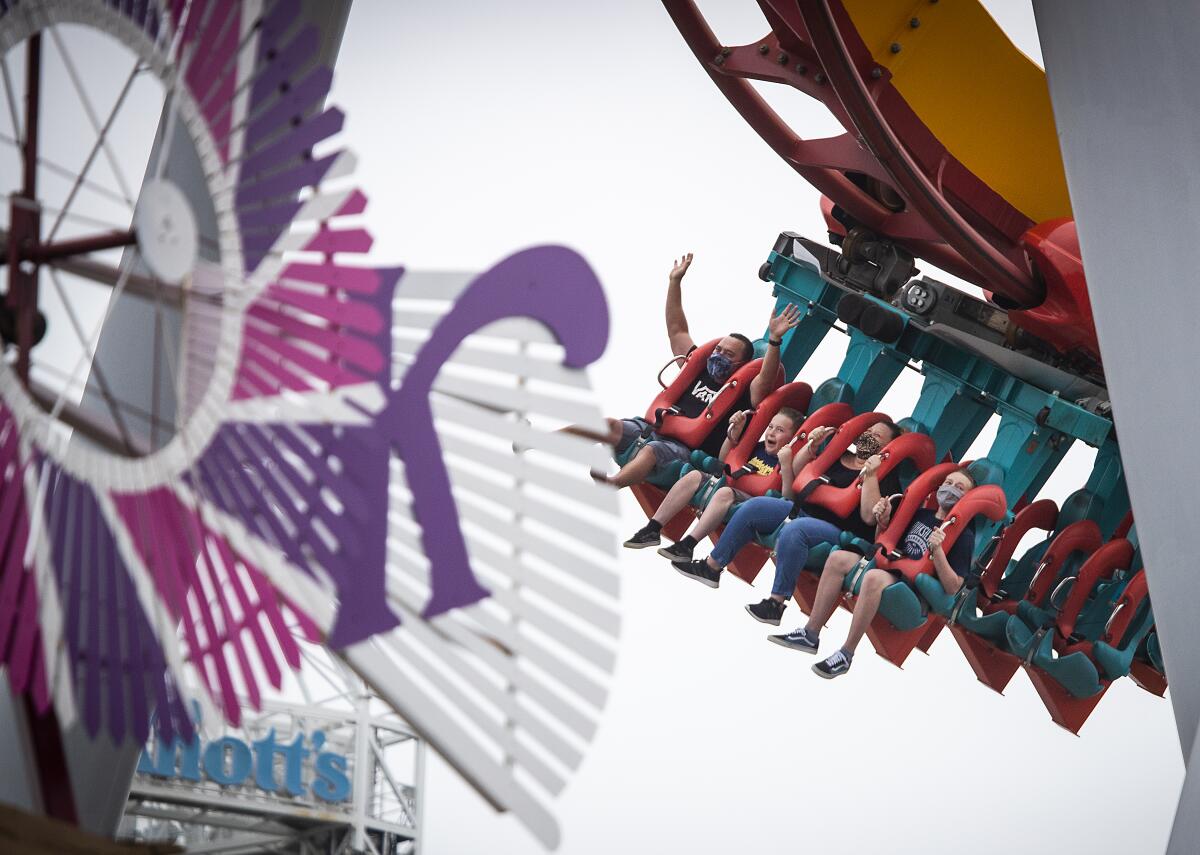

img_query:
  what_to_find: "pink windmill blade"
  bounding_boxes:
[0,1,619,847]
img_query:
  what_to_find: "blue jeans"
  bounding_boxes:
[709,496,843,600]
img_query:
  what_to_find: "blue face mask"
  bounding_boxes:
[936,484,966,510]
[707,352,735,382]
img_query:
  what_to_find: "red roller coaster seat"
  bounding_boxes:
[654,381,813,551]
[645,339,784,448]
[627,340,783,536]
[787,420,937,610]
[718,402,855,585]
[853,464,1008,666]
[949,498,1059,692]
[1024,570,1154,733]
[1004,520,1103,620]
[717,381,814,495]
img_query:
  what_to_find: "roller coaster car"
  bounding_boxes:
[786,419,939,608]
[733,411,932,593]
[714,401,853,584]
[943,517,1102,694]
[671,382,815,563]
[619,338,784,539]
[844,463,1007,667]
[947,499,1058,692]
[1004,538,1134,663]
[1022,570,1156,734]
[1130,629,1169,697]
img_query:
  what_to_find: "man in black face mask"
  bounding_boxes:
[585,254,799,489]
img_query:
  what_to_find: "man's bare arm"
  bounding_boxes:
[666,253,696,359]
[749,303,801,406]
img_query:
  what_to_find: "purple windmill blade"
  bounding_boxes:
[335,246,621,849]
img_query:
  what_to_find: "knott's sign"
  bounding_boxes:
[136,726,352,804]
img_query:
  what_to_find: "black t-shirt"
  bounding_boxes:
[676,369,751,457]
[798,458,902,541]
[744,441,779,476]
[900,508,975,576]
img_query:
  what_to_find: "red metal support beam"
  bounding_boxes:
[27,228,136,263]
[7,34,42,384]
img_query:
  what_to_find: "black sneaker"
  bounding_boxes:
[674,559,721,589]
[768,627,819,654]
[623,524,661,549]
[812,650,852,679]
[657,537,695,562]
[745,598,787,626]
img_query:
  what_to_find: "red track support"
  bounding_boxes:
[949,626,1022,694]
[915,619,944,654]
[1129,661,1168,698]
[1025,668,1108,735]
[723,537,770,585]
[7,34,42,384]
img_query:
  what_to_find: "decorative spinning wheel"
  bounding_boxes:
[0,2,618,847]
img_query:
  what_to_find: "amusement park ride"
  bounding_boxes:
[0,0,1197,852]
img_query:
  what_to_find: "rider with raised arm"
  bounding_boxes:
[584,254,799,489]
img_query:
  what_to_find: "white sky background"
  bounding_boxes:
[330,2,1183,853]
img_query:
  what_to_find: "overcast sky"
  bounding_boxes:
[327,1,1183,853]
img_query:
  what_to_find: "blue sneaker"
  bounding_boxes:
[812,649,852,679]
[769,627,819,654]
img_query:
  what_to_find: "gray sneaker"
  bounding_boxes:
[812,649,852,679]
[768,627,819,654]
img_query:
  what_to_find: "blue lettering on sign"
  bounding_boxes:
[136,727,352,803]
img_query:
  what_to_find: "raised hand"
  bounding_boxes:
[669,253,694,283]
[778,444,794,467]
[872,496,892,524]
[768,302,802,340]
[928,527,946,553]
[807,425,836,447]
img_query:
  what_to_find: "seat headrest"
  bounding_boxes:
[1059,488,1103,530]
[966,459,1006,488]
[809,378,855,413]
[753,338,770,359]
[895,417,928,436]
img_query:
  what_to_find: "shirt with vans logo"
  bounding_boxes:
[675,369,751,457]
[899,508,974,576]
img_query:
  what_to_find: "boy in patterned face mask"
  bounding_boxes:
[771,468,978,679]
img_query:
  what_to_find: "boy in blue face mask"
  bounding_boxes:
[769,468,977,679]
[581,254,801,489]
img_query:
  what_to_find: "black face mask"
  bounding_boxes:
[853,432,883,460]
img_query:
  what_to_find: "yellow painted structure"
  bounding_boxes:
[842,0,1072,224]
